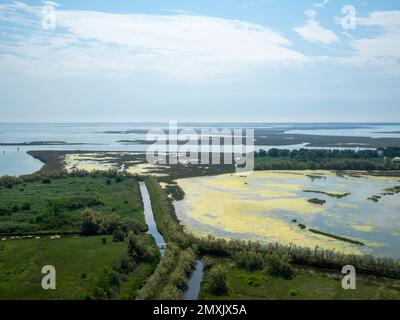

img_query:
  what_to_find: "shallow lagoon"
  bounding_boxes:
[1,122,399,176]
[174,171,400,259]
[0,149,43,176]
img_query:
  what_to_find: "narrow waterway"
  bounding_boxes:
[139,181,166,256]
[139,180,204,300]
[184,260,205,300]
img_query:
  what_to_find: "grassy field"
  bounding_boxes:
[200,259,400,300]
[0,176,145,234]
[0,235,158,300]
[0,236,123,299]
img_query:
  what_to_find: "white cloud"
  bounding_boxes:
[294,6,339,46]
[0,3,306,80]
[356,10,400,31]
[42,1,61,7]
[345,11,400,70]
[305,9,317,19]
[313,0,329,9]
[294,19,340,45]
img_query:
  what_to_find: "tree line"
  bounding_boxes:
[254,147,400,171]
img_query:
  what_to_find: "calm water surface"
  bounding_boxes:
[1,123,399,176]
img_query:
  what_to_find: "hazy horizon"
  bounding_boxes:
[1,121,400,125]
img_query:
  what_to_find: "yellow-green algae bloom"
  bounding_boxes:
[175,172,364,255]
[351,225,375,233]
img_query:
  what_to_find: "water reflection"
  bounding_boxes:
[139,181,166,256]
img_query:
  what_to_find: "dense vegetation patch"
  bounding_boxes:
[0,176,145,235]
[254,148,400,171]
[199,259,400,300]
[135,245,196,300]
[86,233,159,300]
[145,176,193,247]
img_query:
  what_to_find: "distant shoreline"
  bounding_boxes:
[0,141,104,146]
[116,133,400,149]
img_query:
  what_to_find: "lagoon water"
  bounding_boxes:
[2,123,400,260]
[285,125,400,138]
[1,123,400,176]
[0,149,43,176]
[174,171,400,259]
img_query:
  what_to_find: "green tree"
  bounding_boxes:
[206,266,228,295]
[112,229,125,242]
[127,232,157,262]
[81,208,99,235]
[233,250,265,270]
[265,252,293,279]
[160,284,182,300]
[87,266,119,300]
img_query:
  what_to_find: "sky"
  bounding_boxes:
[0,0,399,122]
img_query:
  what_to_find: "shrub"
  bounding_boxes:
[81,209,122,236]
[145,177,192,247]
[81,209,100,235]
[234,250,265,270]
[114,256,136,274]
[87,267,120,300]
[160,284,183,300]
[135,246,179,300]
[205,266,229,295]
[247,275,264,287]
[127,232,157,262]
[169,270,187,291]
[42,178,51,184]
[135,246,195,300]
[265,253,294,279]
[112,229,125,242]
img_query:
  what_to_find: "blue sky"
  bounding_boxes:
[0,0,399,122]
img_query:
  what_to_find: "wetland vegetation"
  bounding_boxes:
[1,146,400,300]
[143,177,400,300]
[255,148,400,171]
[174,170,400,258]
[0,175,145,235]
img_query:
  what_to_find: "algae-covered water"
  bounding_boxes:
[174,171,400,259]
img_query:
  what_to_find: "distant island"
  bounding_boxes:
[0,141,102,146]
[121,134,400,149]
